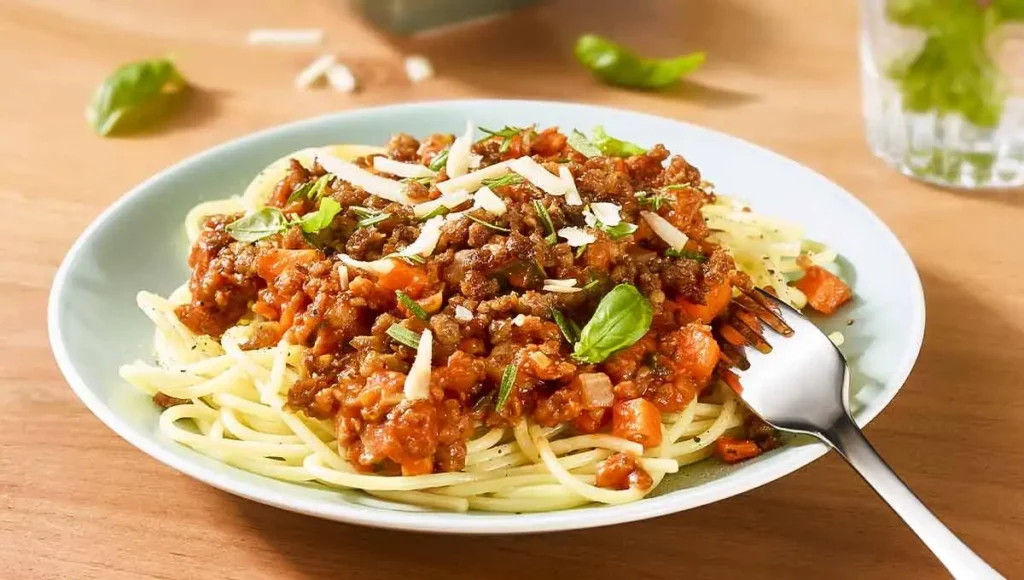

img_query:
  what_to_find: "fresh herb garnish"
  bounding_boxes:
[350,206,390,228]
[418,205,451,221]
[567,129,602,158]
[572,284,653,364]
[479,125,527,153]
[635,191,671,210]
[389,253,426,266]
[386,324,422,349]
[590,126,646,157]
[532,200,558,245]
[574,34,706,90]
[404,175,435,186]
[286,181,314,204]
[225,199,342,242]
[665,248,707,261]
[601,221,638,240]
[580,277,601,292]
[551,309,580,344]
[495,362,518,412]
[297,198,343,233]
[575,244,588,259]
[86,58,190,137]
[482,173,525,188]
[663,184,690,190]
[466,214,511,233]
[396,291,429,321]
[287,174,334,204]
[428,148,450,172]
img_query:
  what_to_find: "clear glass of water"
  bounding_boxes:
[861,0,1024,188]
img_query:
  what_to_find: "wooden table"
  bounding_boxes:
[4,0,1023,578]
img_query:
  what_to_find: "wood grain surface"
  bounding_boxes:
[3,0,1023,578]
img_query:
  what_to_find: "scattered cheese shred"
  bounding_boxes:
[543,285,582,294]
[511,314,527,327]
[325,63,357,93]
[399,216,446,258]
[317,152,414,205]
[510,157,568,196]
[294,54,336,89]
[544,279,578,288]
[339,254,395,276]
[557,227,595,247]
[437,159,515,195]
[373,157,436,179]
[404,55,434,83]
[473,186,506,215]
[247,29,324,46]
[641,211,689,250]
[828,331,845,347]
[413,189,472,218]
[446,121,475,179]
[468,154,483,170]
[559,166,583,206]
[589,203,624,226]
[403,329,433,400]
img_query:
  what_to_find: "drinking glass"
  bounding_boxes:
[861,0,1024,188]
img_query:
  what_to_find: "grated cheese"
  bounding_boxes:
[510,157,568,196]
[316,152,415,205]
[588,203,623,226]
[247,28,324,46]
[640,211,689,250]
[543,284,582,294]
[472,185,506,215]
[294,54,336,89]
[559,166,583,206]
[325,63,357,93]
[400,216,446,258]
[404,55,434,83]
[557,227,595,247]
[403,329,433,400]
[511,314,527,327]
[446,121,475,179]
[373,156,436,179]
[339,254,395,276]
[436,159,515,195]
[413,189,472,218]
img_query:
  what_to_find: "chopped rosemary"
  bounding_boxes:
[466,214,511,233]
[404,175,434,185]
[635,191,671,210]
[396,291,429,321]
[350,206,390,229]
[665,248,707,261]
[495,362,518,412]
[551,309,579,344]
[397,254,426,265]
[385,324,421,349]
[428,147,449,172]
[532,200,557,245]
[482,173,525,188]
[575,244,588,258]
[479,125,527,153]
[663,184,690,190]
[417,205,451,221]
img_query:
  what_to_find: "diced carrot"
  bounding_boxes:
[279,293,306,330]
[400,456,434,476]
[794,266,852,315]
[572,408,608,434]
[377,260,429,296]
[678,281,732,323]
[251,300,279,320]
[256,249,319,282]
[611,398,663,448]
[714,436,762,463]
[666,324,721,382]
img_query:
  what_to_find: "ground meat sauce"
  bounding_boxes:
[174,127,758,485]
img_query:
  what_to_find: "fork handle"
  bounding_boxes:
[821,415,1003,579]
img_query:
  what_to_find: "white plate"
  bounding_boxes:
[49,99,925,533]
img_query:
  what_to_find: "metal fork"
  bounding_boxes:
[716,289,1002,579]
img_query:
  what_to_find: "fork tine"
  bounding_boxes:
[728,313,773,354]
[737,289,794,337]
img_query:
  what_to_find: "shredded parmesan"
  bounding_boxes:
[560,166,583,206]
[454,305,473,322]
[446,121,475,179]
[468,154,483,169]
[403,330,433,400]
[588,203,623,226]
[413,189,472,218]
[472,186,506,215]
[544,279,578,287]
[640,211,689,250]
[510,157,568,196]
[543,284,582,294]
[511,314,527,327]
[404,55,434,83]
[339,254,395,276]
[317,153,414,205]
[400,216,446,258]
[325,63,357,93]
[336,261,350,290]
[437,160,515,195]
[557,227,595,247]
[294,54,336,89]
[373,157,435,179]
[247,29,324,46]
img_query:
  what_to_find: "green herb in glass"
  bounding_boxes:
[573,284,653,363]
[396,291,429,321]
[495,363,518,412]
[386,324,421,349]
[574,34,705,90]
[86,58,190,136]
[532,200,558,245]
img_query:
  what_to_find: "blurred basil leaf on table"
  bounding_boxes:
[86,58,189,137]
[574,34,705,89]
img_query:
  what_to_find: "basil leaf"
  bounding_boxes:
[308,174,334,200]
[286,181,315,204]
[298,198,342,233]
[596,220,637,240]
[396,291,429,321]
[551,309,579,344]
[567,129,602,158]
[590,126,647,157]
[532,200,557,245]
[86,58,189,137]
[495,362,518,412]
[226,208,289,242]
[386,324,421,349]
[574,34,705,90]
[573,284,652,363]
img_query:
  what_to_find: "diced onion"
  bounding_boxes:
[510,157,568,196]
[403,330,433,400]
[473,185,507,215]
[589,203,623,226]
[294,54,336,89]
[325,63,357,93]
[454,305,473,322]
[339,254,395,276]
[317,153,414,205]
[437,160,515,195]
[373,157,435,179]
[403,55,434,83]
[557,227,595,247]
[413,189,473,218]
[578,373,614,409]
[446,121,475,179]
[640,211,689,250]
[400,216,446,258]
[247,29,323,46]
[560,166,583,206]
